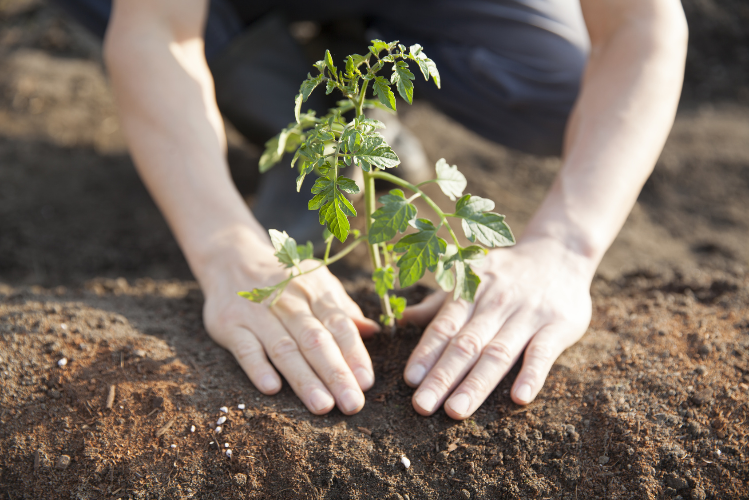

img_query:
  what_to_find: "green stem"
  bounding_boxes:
[356,92,394,329]
[370,171,446,218]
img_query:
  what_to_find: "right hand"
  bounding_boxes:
[199,234,380,415]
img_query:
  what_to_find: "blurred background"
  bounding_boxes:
[0,0,747,287]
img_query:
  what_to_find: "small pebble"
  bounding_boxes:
[400,455,411,469]
[598,455,610,465]
[55,455,71,469]
[60,323,67,330]
[57,358,68,367]
[225,449,232,458]
[224,442,230,448]
[170,444,176,449]
[217,416,227,425]
[695,366,707,375]
[238,404,246,410]
[215,426,222,434]
[461,490,471,499]
[190,425,196,433]
[219,406,229,413]
[450,468,455,476]
[134,349,147,358]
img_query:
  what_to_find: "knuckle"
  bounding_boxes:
[488,289,514,309]
[462,374,491,396]
[451,331,484,359]
[324,367,351,387]
[429,316,461,342]
[525,342,554,363]
[482,341,514,366]
[322,313,354,337]
[269,336,299,359]
[428,369,453,393]
[298,327,330,351]
[232,341,263,363]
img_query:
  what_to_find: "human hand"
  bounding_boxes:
[401,235,594,419]
[200,235,380,415]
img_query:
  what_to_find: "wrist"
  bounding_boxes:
[186,223,278,292]
[514,231,600,281]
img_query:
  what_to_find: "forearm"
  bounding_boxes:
[104,0,272,287]
[523,0,688,274]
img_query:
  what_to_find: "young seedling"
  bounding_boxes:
[239,40,515,327]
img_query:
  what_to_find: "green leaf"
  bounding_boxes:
[373,266,395,297]
[351,133,400,171]
[324,50,337,76]
[369,39,390,57]
[308,174,357,242]
[435,158,467,201]
[390,295,406,319]
[294,94,303,124]
[320,193,354,242]
[454,195,515,247]
[269,229,301,268]
[453,260,481,302]
[369,189,418,244]
[297,241,314,262]
[393,219,447,287]
[444,245,488,269]
[373,76,396,111]
[391,61,415,104]
[409,44,441,89]
[435,245,457,292]
[337,176,360,194]
[295,74,324,123]
[238,287,278,303]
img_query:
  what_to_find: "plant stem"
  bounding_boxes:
[355,93,394,329]
[370,171,445,218]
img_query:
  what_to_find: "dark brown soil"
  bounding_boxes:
[0,1,747,499]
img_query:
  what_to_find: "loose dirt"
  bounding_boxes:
[0,1,747,498]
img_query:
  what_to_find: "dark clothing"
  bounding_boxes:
[53,0,588,155]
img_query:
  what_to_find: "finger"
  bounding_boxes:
[412,307,503,415]
[511,325,573,405]
[249,312,336,415]
[443,317,534,419]
[403,297,473,388]
[400,291,447,326]
[335,289,381,339]
[310,298,375,391]
[272,294,365,415]
[227,326,282,395]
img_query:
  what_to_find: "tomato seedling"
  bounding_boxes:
[239,40,515,327]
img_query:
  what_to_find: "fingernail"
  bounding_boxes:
[309,389,333,413]
[260,374,278,392]
[515,384,532,403]
[405,364,426,385]
[339,388,364,413]
[414,389,438,413]
[448,393,472,416]
[354,367,374,389]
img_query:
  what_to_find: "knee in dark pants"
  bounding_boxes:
[380,0,589,156]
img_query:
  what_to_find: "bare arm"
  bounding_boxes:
[403,0,688,418]
[104,0,266,277]
[526,0,689,269]
[105,0,380,415]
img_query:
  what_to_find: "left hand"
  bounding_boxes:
[400,235,594,419]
